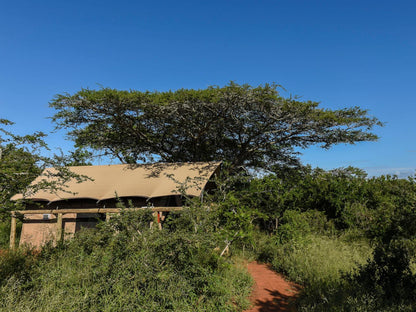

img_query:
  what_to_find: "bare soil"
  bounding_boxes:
[244,262,301,312]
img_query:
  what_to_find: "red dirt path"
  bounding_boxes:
[244,262,300,312]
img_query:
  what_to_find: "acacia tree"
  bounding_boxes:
[50,82,382,170]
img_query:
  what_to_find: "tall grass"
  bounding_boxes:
[253,229,373,311]
[272,234,371,287]
[0,220,10,249]
[273,234,371,311]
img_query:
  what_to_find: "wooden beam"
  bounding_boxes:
[12,207,183,215]
[9,212,16,250]
[56,213,63,242]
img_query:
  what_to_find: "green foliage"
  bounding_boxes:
[280,234,370,285]
[0,111,413,311]
[212,166,372,235]
[0,145,41,215]
[0,219,23,249]
[0,121,44,215]
[278,210,335,243]
[237,173,289,232]
[365,176,416,241]
[270,234,372,311]
[247,170,416,311]
[50,82,381,170]
[0,248,38,287]
[0,209,252,312]
[351,241,416,301]
[217,166,416,311]
[331,183,416,311]
[234,167,416,234]
[295,241,416,311]
[276,166,374,229]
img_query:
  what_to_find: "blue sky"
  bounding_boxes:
[1,0,415,177]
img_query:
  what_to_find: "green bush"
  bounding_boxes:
[278,210,335,243]
[0,220,11,249]
[0,248,37,287]
[236,168,416,234]
[0,218,23,249]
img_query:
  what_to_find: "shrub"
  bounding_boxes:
[0,248,37,287]
[278,210,335,243]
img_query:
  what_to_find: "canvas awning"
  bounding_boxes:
[11,162,221,203]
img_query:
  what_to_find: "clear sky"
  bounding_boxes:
[1,0,415,177]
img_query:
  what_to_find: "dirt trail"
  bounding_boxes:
[244,262,300,312]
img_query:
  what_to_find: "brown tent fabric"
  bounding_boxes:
[11,162,221,203]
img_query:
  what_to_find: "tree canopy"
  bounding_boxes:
[50,82,382,170]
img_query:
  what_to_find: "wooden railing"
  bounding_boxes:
[9,207,183,249]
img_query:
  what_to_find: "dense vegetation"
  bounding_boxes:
[1,166,415,311]
[223,167,416,311]
[1,83,415,311]
[0,209,252,312]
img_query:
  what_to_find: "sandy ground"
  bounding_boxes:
[244,262,300,312]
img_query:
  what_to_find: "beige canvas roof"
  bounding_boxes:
[11,162,221,203]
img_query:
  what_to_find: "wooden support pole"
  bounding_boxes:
[9,212,16,250]
[105,213,111,222]
[56,213,63,242]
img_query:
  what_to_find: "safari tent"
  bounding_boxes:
[10,162,221,248]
